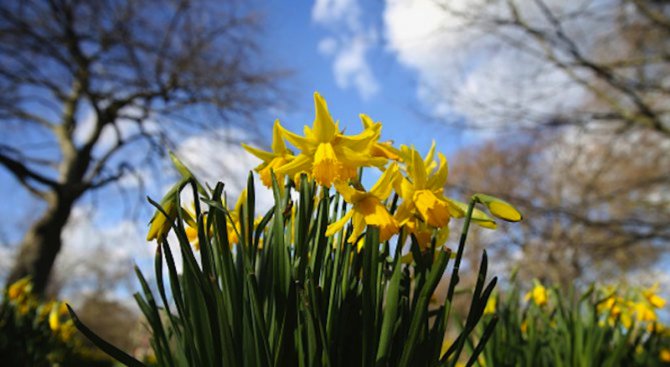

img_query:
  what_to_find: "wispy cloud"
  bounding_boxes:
[383,0,589,127]
[312,0,380,100]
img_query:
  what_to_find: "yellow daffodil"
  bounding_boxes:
[224,190,247,246]
[48,302,68,332]
[325,164,399,243]
[474,194,522,222]
[146,180,186,241]
[643,283,666,309]
[393,144,464,248]
[660,348,670,362]
[276,92,388,187]
[7,277,31,301]
[633,301,658,323]
[360,114,402,161]
[182,204,208,251]
[525,282,548,306]
[243,120,295,188]
[484,295,497,315]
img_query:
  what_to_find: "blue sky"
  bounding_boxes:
[255,1,467,158]
[3,0,668,302]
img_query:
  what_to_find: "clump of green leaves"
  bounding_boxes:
[70,169,511,366]
[479,279,670,367]
[0,278,113,367]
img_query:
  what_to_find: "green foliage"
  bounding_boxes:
[0,279,114,367]
[479,280,670,367]
[72,173,500,366]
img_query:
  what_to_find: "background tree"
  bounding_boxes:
[385,0,670,283]
[427,0,669,134]
[449,129,670,287]
[0,0,281,295]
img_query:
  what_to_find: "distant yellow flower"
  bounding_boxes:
[520,319,528,334]
[276,92,387,187]
[660,348,670,362]
[326,164,399,243]
[633,301,658,323]
[525,283,548,306]
[7,277,31,300]
[49,302,68,332]
[182,205,211,251]
[643,283,666,309]
[223,190,247,246]
[147,182,183,241]
[484,296,497,315]
[243,120,295,188]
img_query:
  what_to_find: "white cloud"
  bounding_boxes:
[312,0,361,30]
[312,0,380,100]
[318,37,338,56]
[175,128,275,212]
[332,33,380,99]
[55,206,150,301]
[383,0,591,127]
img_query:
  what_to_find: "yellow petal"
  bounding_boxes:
[370,163,398,200]
[424,140,436,168]
[271,119,288,154]
[313,142,340,187]
[233,190,248,214]
[277,121,313,152]
[8,277,32,300]
[409,147,427,188]
[336,126,379,152]
[147,200,176,241]
[356,196,399,242]
[475,194,523,222]
[426,153,449,189]
[258,156,291,188]
[660,348,670,362]
[313,92,338,142]
[359,113,381,132]
[276,154,312,179]
[242,143,275,162]
[448,199,497,229]
[325,209,355,236]
[335,144,386,167]
[334,181,367,204]
[413,190,450,228]
[371,142,401,161]
[185,225,200,251]
[347,212,367,243]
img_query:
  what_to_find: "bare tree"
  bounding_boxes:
[426,0,670,135]
[0,0,282,294]
[450,130,670,287]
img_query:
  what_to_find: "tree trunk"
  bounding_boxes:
[6,191,75,296]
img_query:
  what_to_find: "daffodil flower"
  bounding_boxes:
[325,164,400,243]
[183,204,207,251]
[243,120,295,188]
[223,190,247,246]
[524,282,548,306]
[474,194,522,222]
[7,277,32,301]
[146,179,186,241]
[484,295,497,315]
[182,190,247,250]
[642,283,666,309]
[360,114,402,161]
[393,144,464,248]
[276,92,387,187]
